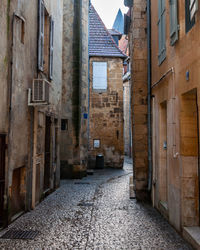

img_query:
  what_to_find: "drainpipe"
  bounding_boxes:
[88,1,90,156]
[147,0,152,192]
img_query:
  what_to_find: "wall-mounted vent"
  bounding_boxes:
[32,79,50,103]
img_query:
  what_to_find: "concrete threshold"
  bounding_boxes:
[183,226,200,250]
[129,176,136,199]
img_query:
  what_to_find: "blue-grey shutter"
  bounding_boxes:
[49,16,54,80]
[38,0,44,71]
[158,0,166,65]
[170,0,179,46]
[190,0,198,20]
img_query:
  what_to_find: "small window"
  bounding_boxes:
[158,0,166,65]
[185,0,195,33]
[38,0,54,79]
[169,0,179,46]
[93,62,107,91]
[61,119,68,131]
[93,139,100,148]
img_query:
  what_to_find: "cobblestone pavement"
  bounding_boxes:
[0,158,192,249]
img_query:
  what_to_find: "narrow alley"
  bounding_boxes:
[0,159,191,249]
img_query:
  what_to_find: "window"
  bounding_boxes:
[158,0,166,65]
[38,0,54,79]
[93,62,107,91]
[61,119,68,131]
[93,139,100,148]
[169,0,179,46]
[185,0,196,33]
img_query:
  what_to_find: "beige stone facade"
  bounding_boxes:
[88,57,124,169]
[151,0,200,232]
[128,0,200,242]
[61,0,89,178]
[129,0,149,200]
[0,0,63,226]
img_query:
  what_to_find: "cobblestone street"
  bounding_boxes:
[0,158,192,249]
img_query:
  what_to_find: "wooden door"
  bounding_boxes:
[44,117,51,191]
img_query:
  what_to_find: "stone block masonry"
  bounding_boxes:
[89,57,124,169]
[130,0,149,200]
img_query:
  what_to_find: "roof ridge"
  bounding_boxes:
[89,4,126,58]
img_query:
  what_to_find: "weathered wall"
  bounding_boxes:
[89,57,124,169]
[151,0,200,231]
[0,0,63,224]
[130,0,148,200]
[61,0,89,179]
[0,0,9,133]
[123,80,132,157]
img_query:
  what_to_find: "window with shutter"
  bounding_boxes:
[158,0,166,65]
[185,0,195,33]
[169,0,179,46]
[93,62,107,91]
[38,0,44,71]
[190,0,198,20]
[49,16,54,80]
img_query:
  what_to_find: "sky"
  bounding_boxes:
[91,0,128,29]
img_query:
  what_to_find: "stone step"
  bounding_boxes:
[183,226,200,250]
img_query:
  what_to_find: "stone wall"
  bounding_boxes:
[89,57,124,169]
[0,0,63,225]
[61,0,89,178]
[123,80,132,157]
[130,0,148,200]
[151,0,200,231]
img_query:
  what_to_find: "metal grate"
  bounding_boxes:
[0,229,39,240]
[74,182,90,185]
[78,202,93,207]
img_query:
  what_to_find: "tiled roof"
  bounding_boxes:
[108,29,122,36]
[112,9,124,34]
[89,5,126,58]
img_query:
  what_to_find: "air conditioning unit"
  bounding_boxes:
[32,79,50,103]
[28,79,50,106]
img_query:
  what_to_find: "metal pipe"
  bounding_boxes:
[88,1,90,154]
[147,0,152,192]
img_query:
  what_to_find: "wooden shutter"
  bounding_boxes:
[38,0,44,71]
[49,16,54,80]
[169,0,179,46]
[190,0,198,20]
[93,62,107,90]
[158,0,166,65]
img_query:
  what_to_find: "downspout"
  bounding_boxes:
[147,0,152,192]
[88,1,91,155]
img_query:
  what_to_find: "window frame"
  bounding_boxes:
[92,62,108,92]
[158,0,166,65]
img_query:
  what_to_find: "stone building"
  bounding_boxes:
[126,0,200,247]
[151,0,200,246]
[124,0,149,201]
[60,0,89,179]
[88,5,126,169]
[0,0,63,227]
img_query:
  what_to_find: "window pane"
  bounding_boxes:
[93,62,107,90]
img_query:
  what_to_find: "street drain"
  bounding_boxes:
[0,229,39,240]
[74,182,90,185]
[78,202,93,207]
